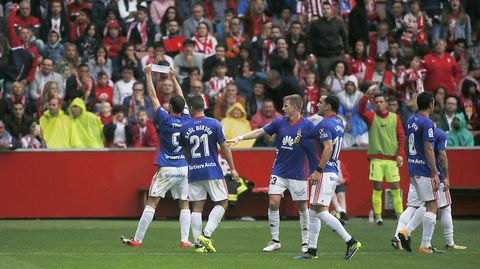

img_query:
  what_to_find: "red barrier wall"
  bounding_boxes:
[0,148,479,218]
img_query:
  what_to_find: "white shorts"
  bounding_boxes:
[189,179,229,202]
[406,183,423,207]
[410,176,438,202]
[309,172,338,206]
[437,183,452,208]
[268,175,308,201]
[149,166,188,200]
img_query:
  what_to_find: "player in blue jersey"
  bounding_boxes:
[398,92,442,254]
[120,66,192,248]
[295,94,361,260]
[394,114,466,251]
[227,94,315,253]
[179,95,239,253]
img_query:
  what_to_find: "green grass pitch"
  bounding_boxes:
[0,218,478,269]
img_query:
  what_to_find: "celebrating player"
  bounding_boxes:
[295,95,362,260]
[394,113,466,251]
[399,92,442,254]
[179,95,239,253]
[120,66,192,248]
[227,94,315,253]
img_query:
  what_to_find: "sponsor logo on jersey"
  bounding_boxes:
[281,136,294,150]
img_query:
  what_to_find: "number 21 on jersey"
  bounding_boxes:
[190,134,210,158]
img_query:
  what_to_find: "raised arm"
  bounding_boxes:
[144,64,161,111]
[226,128,267,147]
[169,67,185,100]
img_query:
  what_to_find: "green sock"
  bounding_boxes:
[372,190,383,218]
[391,189,404,216]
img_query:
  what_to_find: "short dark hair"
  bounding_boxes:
[373,94,385,100]
[214,60,227,69]
[97,71,108,79]
[417,92,434,110]
[112,105,125,115]
[454,38,467,47]
[215,43,226,50]
[153,41,165,49]
[80,8,91,19]
[42,57,54,64]
[187,95,205,112]
[13,101,24,107]
[170,96,185,114]
[324,94,340,113]
[122,65,134,72]
[78,62,89,69]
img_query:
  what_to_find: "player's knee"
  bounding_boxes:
[215,199,228,209]
[146,197,160,208]
[268,201,280,211]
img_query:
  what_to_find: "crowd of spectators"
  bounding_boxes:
[1,0,480,150]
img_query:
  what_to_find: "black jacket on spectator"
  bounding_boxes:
[285,34,307,54]
[40,16,70,42]
[4,47,34,82]
[386,13,405,41]
[65,75,96,109]
[111,55,144,82]
[202,55,237,82]
[246,95,263,120]
[128,19,155,50]
[91,0,119,33]
[265,77,304,112]
[0,97,8,120]
[348,0,369,47]
[103,120,134,146]
[421,0,449,19]
[308,17,348,57]
[3,113,33,140]
[269,50,295,77]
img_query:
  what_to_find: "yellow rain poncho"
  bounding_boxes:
[68,98,105,148]
[40,109,71,148]
[221,102,255,148]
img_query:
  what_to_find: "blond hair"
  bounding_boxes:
[283,94,304,112]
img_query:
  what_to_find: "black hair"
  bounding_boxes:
[169,96,185,114]
[454,38,467,47]
[417,92,434,111]
[112,105,125,115]
[153,41,165,49]
[42,57,54,64]
[214,60,228,69]
[187,95,205,112]
[80,8,91,19]
[121,64,134,72]
[324,94,340,113]
[373,93,385,100]
[78,62,89,69]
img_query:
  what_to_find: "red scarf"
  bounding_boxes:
[194,33,214,55]
[401,12,427,46]
[128,20,148,47]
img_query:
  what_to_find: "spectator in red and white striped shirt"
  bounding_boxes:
[208,61,234,98]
